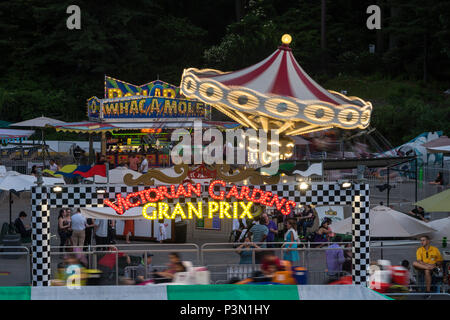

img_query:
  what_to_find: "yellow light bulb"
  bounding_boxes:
[281,34,292,45]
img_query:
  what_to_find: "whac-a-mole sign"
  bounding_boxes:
[87,76,211,121]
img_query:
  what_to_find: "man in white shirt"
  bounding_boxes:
[94,219,108,249]
[140,156,149,174]
[71,209,87,247]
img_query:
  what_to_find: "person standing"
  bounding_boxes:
[236,236,260,264]
[58,209,71,252]
[249,215,269,264]
[156,219,167,243]
[70,209,87,247]
[123,220,134,244]
[139,155,149,174]
[262,213,277,248]
[325,235,345,281]
[413,235,443,293]
[297,205,315,238]
[129,155,139,171]
[94,219,108,250]
[107,220,117,244]
[282,219,299,263]
[84,217,95,249]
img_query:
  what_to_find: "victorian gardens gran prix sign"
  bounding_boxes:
[104,180,297,220]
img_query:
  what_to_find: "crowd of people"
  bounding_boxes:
[232,206,354,282]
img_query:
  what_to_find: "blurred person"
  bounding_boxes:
[408,206,428,222]
[49,159,59,171]
[313,217,333,247]
[249,215,269,263]
[58,209,71,252]
[128,154,139,171]
[297,205,315,238]
[262,213,277,248]
[282,219,299,263]
[413,235,443,293]
[84,217,95,249]
[30,165,37,177]
[71,209,87,247]
[342,242,352,274]
[14,211,31,239]
[236,236,260,264]
[401,260,416,289]
[153,252,182,283]
[107,220,116,244]
[97,246,131,283]
[139,155,149,174]
[429,172,443,185]
[123,220,134,244]
[261,253,282,278]
[135,253,155,282]
[325,235,345,281]
[156,219,168,243]
[94,219,108,249]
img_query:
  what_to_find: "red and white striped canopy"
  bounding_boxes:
[198,44,356,107]
[180,35,372,135]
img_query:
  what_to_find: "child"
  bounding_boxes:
[156,219,167,243]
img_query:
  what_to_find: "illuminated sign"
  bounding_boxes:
[104,77,182,99]
[88,96,208,121]
[104,180,296,219]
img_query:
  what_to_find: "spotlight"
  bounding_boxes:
[299,182,310,191]
[340,181,353,189]
[96,188,106,194]
[52,186,62,193]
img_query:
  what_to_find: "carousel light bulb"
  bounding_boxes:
[281,34,292,45]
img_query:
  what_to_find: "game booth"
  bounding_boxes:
[31,35,377,294]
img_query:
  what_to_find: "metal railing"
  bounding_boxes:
[0,246,31,286]
[1,241,449,288]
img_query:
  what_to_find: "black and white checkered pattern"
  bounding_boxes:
[31,182,370,286]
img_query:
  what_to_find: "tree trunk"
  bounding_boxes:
[235,0,244,22]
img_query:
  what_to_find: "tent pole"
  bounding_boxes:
[9,191,12,225]
[387,166,390,206]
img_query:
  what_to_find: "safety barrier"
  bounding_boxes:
[1,241,449,289]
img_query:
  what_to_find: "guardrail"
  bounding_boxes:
[0,246,31,286]
[1,241,449,288]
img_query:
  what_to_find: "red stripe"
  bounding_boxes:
[73,165,106,178]
[219,50,282,86]
[269,51,294,97]
[288,51,340,105]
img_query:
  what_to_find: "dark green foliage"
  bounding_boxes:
[0,0,449,146]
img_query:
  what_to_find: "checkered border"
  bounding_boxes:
[31,182,370,286]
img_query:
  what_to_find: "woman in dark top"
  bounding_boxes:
[58,209,71,252]
[313,217,333,247]
[84,218,95,249]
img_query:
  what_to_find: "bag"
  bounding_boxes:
[306,231,316,243]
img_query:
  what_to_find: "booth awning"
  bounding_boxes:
[0,128,35,144]
[49,121,240,133]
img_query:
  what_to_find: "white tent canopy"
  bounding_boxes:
[427,218,450,240]
[332,205,436,238]
[426,145,450,154]
[80,206,148,220]
[0,170,65,191]
[11,116,67,128]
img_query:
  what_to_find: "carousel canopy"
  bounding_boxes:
[181,35,372,136]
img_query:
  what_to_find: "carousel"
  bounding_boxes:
[30,35,374,287]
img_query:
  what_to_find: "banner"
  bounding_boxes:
[88,95,210,121]
[315,206,344,224]
[105,77,182,99]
